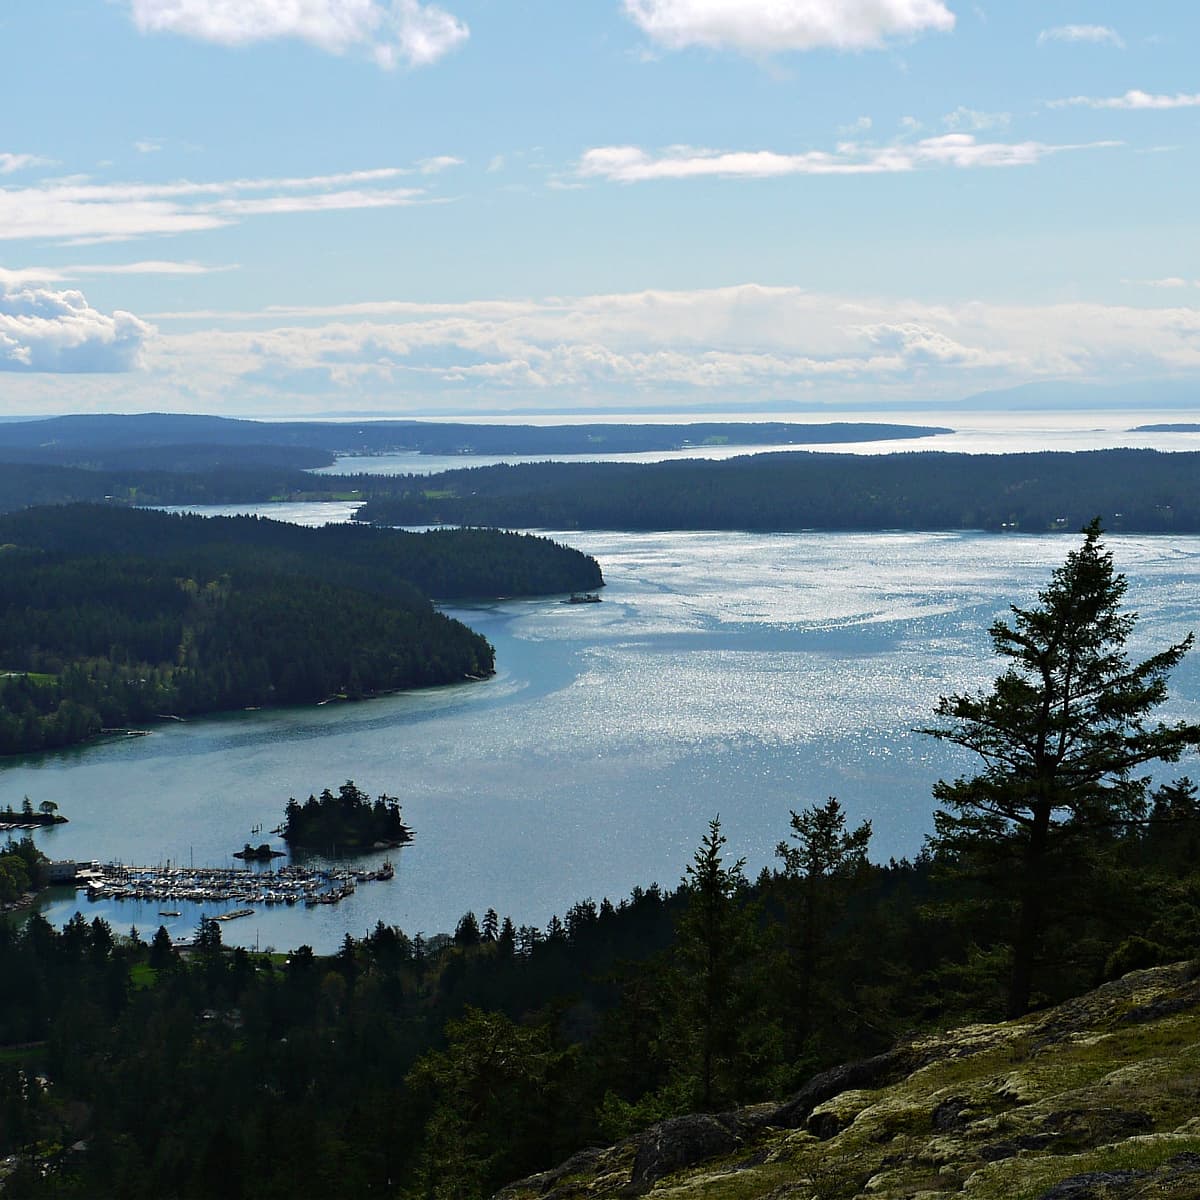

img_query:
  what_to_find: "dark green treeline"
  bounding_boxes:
[355,448,1200,532]
[0,506,602,755]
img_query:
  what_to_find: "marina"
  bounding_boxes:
[79,860,394,911]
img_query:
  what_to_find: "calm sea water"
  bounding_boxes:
[12,528,1200,952]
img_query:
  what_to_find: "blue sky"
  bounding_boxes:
[1,1,1198,417]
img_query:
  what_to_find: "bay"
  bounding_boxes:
[10,528,1200,952]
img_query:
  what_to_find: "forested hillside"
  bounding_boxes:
[0,462,328,512]
[0,506,601,754]
[1,527,1198,1198]
[0,505,603,599]
[3,782,1200,1198]
[354,448,1200,532]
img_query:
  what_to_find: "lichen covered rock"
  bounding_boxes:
[494,962,1200,1200]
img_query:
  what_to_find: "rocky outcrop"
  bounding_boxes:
[494,961,1200,1200]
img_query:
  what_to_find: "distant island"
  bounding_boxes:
[353,448,1200,534]
[1132,423,1200,432]
[0,411,950,466]
[0,505,601,755]
[0,413,950,515]
[281,781,412,852]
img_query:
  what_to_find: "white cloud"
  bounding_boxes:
[0,153,53,175]
[577,134,1117,182]
[839,116,874,134]
[135,139,164,154]
[126,0,468,68]
[1124,277,1194,289]
[0,283,152,372]
[211,187,425,216]
[73,260,237,276]
[0,267,68,287]
[942,106,1010,131]
[417,155,464,174]
[622,0,955,54]
[0,262,236,286]
[373,0,468,67]
[1052,90,1200,110]
[0,166,437,243]
[1037,25,1124,49]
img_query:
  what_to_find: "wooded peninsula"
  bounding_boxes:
[0,505,601,755]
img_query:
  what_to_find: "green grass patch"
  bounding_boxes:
[0,1043,46,1065]
[129,963,158,989]
[967,1134,1200,1200]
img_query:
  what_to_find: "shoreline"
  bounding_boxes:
[1,667,499,762]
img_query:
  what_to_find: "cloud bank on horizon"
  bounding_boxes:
[1,0,1197,415]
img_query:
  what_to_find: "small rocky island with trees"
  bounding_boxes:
[280,780,412,852]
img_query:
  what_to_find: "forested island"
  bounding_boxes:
[281,781,412,851]
[355,448,1200,532]
[0,505,601,754]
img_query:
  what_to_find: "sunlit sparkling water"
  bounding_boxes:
[11,529,1200,952]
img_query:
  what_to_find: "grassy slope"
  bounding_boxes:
[497,962,1200,1200]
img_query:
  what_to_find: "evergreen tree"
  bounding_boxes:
[669,816,768,1110]
[454,911,481,947]
[404,1008,569,1199]
[148,925,176,971]
[497,917,516,959]
[923,521,1200,1016]
[775,798,872,1048]
[481,908,499,942]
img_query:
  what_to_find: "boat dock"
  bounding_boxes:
[79,860,394,910]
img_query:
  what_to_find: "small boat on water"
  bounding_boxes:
[563,592,601,604]
[158,909,181,917]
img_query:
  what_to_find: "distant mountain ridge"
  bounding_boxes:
[954,378,1200,412]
